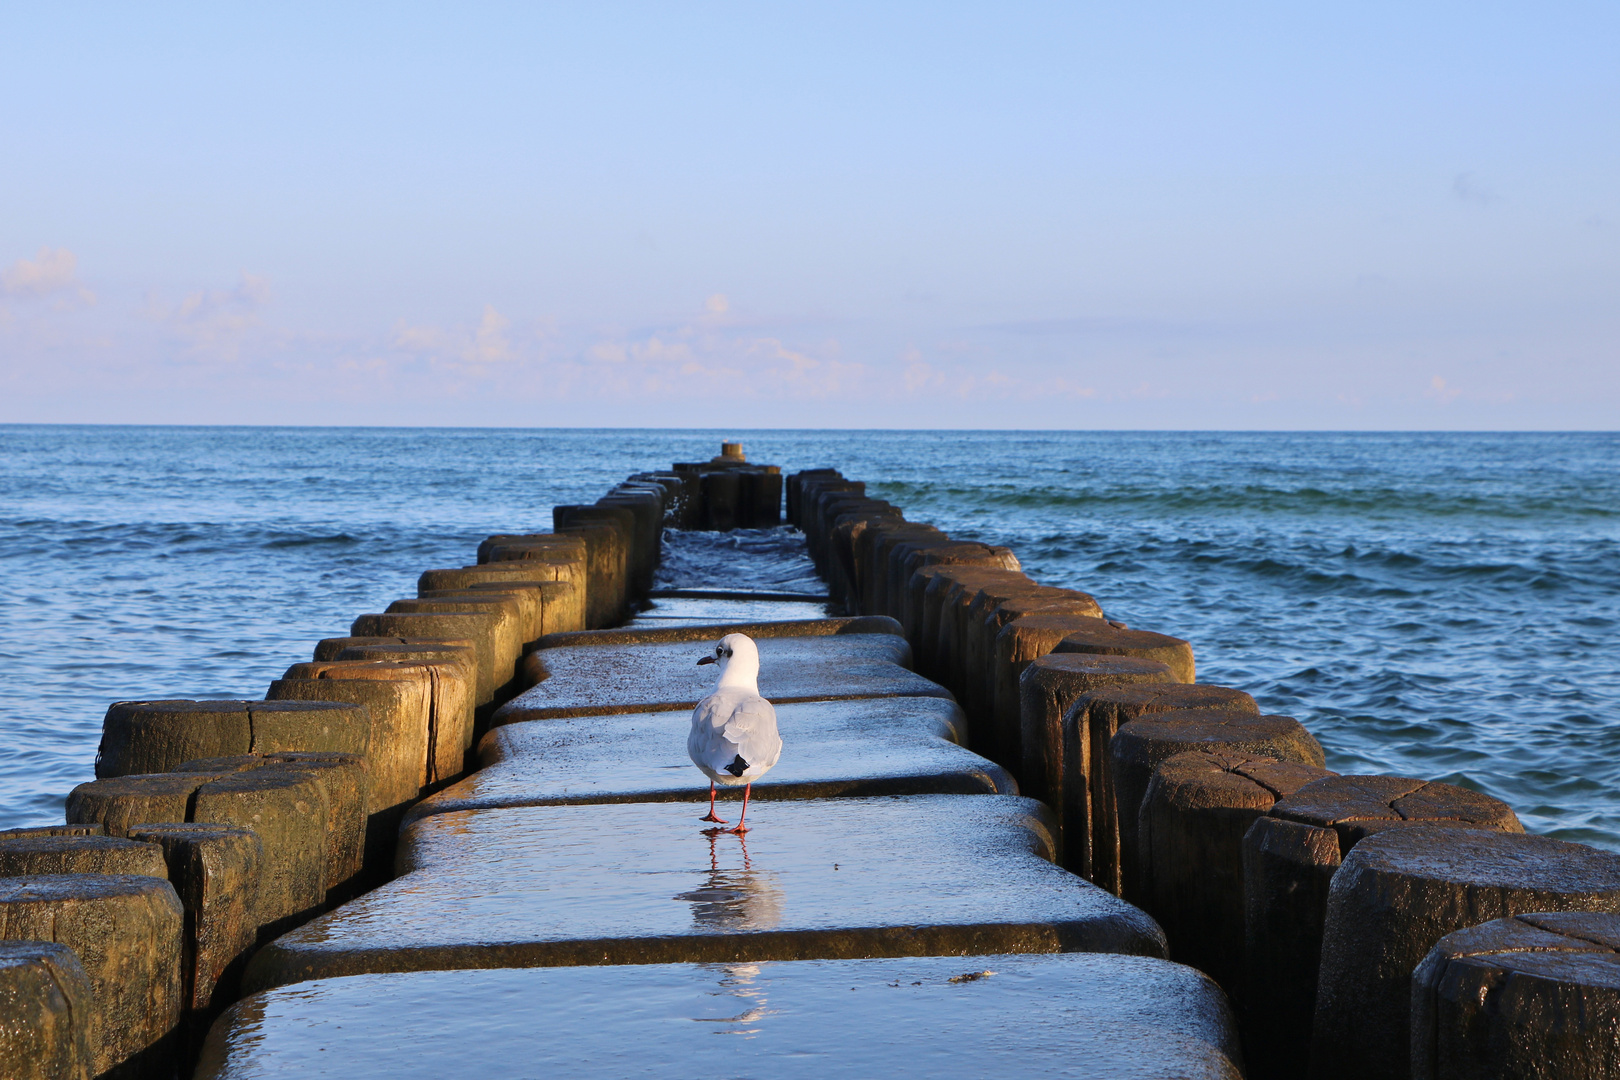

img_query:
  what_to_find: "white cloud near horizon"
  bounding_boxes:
[1,247,95,305]
[144,273,271,363]
[2,273,1611,428]
[393,304,516,374]
[570,301,860,400]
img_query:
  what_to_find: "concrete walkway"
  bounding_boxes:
[202,591,1242,1077]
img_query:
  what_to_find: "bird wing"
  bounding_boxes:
[720,695,782,770]
[689,693,727,760]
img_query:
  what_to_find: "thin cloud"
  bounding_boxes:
[393,304,515,372]
[149,273,270,362]
[977,315,1208,337]
[567,292,850,398]
[902,348,946,394]
[1452,172,1499,205]
[1,247,95,304]
[745,336,861,397]
[471,305,511,364]
[897,347,1094,402]
[1425,375,1462,404]
[588,341,628,364]
[571,314,857,400]
[1046,376,1098,400]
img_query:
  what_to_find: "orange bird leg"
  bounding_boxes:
[728,783,753,834]
[700,781,727,824]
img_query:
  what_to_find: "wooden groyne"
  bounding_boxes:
[3,444,1618,1079]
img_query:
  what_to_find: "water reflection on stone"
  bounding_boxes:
[673,831,783,933]
[668,834,783,1038]
[691,963,770,1036]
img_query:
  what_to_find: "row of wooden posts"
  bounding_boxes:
[0,451,769,1079]
[3,450,1616,1079]
[790,467,1620,1080]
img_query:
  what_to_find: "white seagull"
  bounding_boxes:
[689,633,782,833]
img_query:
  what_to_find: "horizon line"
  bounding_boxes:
[1,423,1616,436]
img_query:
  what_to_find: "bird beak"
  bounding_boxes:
[697,656,716,666]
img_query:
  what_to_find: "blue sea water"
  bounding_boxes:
[2,427,1616,850]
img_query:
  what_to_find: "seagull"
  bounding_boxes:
[689,633,781,833]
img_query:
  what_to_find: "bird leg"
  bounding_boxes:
[700,781,728,824]
[728,783,753,834]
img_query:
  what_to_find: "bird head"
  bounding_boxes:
[697,633,761,689]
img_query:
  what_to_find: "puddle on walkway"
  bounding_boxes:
[204,954,1241,1079]
[245,796,1164,992]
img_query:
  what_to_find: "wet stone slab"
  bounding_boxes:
[405,698,1011,826]
[498,633,946,722]
[535,615,901,649]
[203,953,1241,1079]
[626,595,833,628]
[244,796,1166,992]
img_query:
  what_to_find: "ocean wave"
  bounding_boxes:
[263,532,359,548]
[875,479,1620,522]
[654,528,824,593]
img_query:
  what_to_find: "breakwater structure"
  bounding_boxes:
[3,440,1617,1079]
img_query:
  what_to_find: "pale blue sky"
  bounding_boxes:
[2,3,1615,427]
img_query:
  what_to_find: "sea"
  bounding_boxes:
[2,427,1616,850]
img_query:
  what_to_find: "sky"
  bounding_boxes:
[2,3,1616,429]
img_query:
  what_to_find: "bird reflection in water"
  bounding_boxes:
[692,962,770,1036]
[675,830,784,932]
[675,831,784,1037]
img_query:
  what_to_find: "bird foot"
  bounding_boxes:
[700,812,728,824]
[727,823,750,835]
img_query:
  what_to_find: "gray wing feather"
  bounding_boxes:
[688,695,725,762]
[721,695,782,769]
